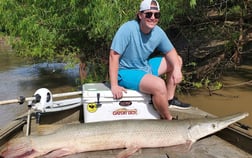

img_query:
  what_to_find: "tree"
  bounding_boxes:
[170,0,252,91]
[0,0,181,62]
[0,0,86,61]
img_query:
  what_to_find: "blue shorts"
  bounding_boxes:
[118,57,162,91]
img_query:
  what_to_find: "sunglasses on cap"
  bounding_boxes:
[143,12,161,19]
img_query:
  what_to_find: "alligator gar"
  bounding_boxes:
[1,112,248,158]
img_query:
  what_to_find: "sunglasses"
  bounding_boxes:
[143,12,161,19]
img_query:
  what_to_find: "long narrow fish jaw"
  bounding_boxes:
[188,112,249,142]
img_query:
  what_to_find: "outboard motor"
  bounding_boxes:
[32,88,53,112]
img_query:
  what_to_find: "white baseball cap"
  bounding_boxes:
[139,0,160,11]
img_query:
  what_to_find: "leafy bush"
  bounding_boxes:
[0,0,183,62]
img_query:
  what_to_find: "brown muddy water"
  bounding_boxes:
[180,63,252,127]
[0,41,251,129]
[180,71,252,127]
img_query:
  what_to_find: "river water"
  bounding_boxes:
[0,41,251,128]
[0,41,80,128]
[180,54,252,126]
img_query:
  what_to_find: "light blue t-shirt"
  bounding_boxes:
[111,20,174,73]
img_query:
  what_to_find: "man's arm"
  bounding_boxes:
[109,50,120,87]
[109,50,126,98]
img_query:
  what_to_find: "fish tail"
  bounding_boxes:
[1,137,38,158]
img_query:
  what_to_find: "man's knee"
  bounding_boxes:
[152,78,167,95]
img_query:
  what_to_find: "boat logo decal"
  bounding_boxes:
[87,103,97,113]
[112,108,137,115]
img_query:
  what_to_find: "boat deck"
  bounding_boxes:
[1,106,251,158]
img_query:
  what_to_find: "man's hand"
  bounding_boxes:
[171,67,183,85]
[111,85,127,99]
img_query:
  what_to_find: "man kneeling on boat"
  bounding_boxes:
[109,0,191,120]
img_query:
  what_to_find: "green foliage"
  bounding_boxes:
[83,0,139,42]
[0,0,87,61]
[61,47,80,69]
[189,0,197,8]
[228,5,242,16]
[187,78,223,90]
[0,0,185,63]
[81,58,109,84]
[192,82,203,88]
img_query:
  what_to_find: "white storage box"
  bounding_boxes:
[82,83,160,123]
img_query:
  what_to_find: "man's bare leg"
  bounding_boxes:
[139,74,172,120]
[157,56,191,109]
